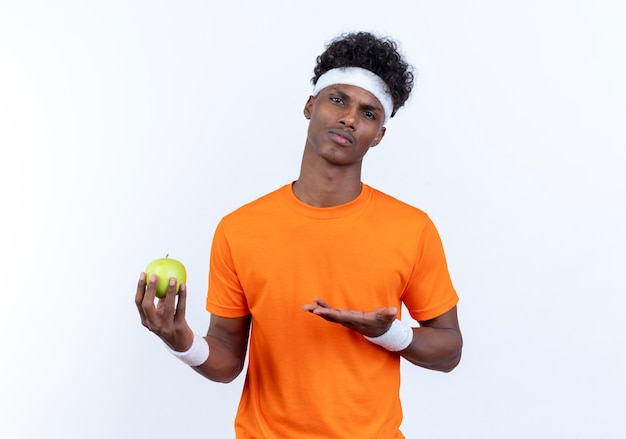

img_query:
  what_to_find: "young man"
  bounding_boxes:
[136,32,462,438]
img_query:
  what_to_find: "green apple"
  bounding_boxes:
[145,254,187,299]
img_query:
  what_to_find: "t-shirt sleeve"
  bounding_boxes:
[403,216,459,322]
[206,220,251,317]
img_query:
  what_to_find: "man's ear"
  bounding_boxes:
[303,95,315,120]
[371,126,387,148]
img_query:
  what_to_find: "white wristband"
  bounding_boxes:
[364,320,413,352]
[164,333,210,366]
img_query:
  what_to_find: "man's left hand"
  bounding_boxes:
[302,297,397,337]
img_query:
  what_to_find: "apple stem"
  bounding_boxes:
[166,253,169,258]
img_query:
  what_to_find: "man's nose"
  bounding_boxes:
[339,107,357,129]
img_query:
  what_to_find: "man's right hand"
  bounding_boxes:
[135,272,194,352]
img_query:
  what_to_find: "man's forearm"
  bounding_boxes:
[183,314,251,383]
[400,326,463,372]
[187,335,247,383]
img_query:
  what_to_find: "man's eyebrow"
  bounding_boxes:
[329,87,350,99]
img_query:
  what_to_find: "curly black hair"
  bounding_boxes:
[311,32,414,117]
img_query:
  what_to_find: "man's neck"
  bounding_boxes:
[292,166,363,208]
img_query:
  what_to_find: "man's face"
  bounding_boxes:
[303,84,387,168]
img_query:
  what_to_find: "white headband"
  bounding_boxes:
[312,67,393,124]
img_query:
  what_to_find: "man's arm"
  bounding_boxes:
[401,306,462,372]
[194,313,251,383]
[135,272,250,383]
[303,299,462,372]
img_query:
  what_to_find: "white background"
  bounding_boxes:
[1,1,625,438]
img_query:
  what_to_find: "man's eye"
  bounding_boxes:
[364,111,375,119]
[331,97,343,104]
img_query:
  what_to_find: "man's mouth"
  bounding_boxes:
[329,130,354,146]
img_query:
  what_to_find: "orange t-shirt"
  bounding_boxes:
[206,183,458,439]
